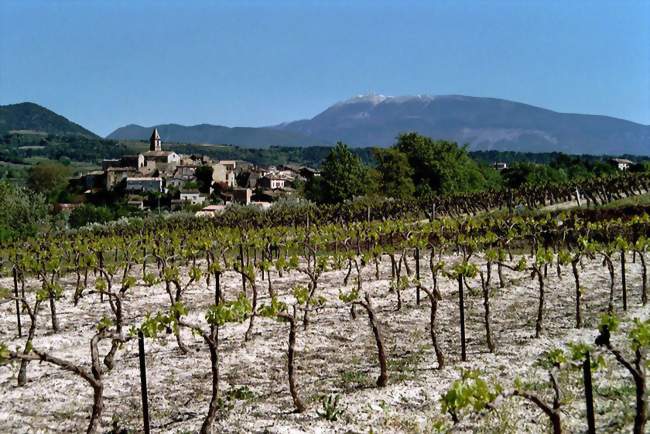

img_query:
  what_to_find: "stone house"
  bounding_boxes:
[125,177,164,193]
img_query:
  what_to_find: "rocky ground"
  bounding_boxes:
[0,252,647,433]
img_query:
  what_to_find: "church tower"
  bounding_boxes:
[149,128,162,151]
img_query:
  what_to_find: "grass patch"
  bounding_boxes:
[338,369,373,390]
[599,193,650,209]
[388,349,425,382]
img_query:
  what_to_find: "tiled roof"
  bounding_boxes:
[143,150,175,157]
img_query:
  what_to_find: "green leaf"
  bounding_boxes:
[122,275,136,290]
[171,301,188,318]
[440,369,501,422]
[259,297,288,319]
[0,287,12,300]
[599,313,620,334]
[537,348,566,369]
[516,257,528,272]
[339,287,359,303]
[97,315,113,332]
[143,273,159,286]
[95,278,108,292]
[189,266,203,282]
[0,342,10,365]
[206,293,252,326]
[629,318,650,351]
[292,285,310,305]
[35,287,49,302]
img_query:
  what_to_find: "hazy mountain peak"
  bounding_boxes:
[334,94,478,107]
[277,94,650,155]
[336,94,389,106]
[9,95,645,155]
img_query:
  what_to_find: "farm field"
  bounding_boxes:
[1,174,650,434]
[0,227,648,433]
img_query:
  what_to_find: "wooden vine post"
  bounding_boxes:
[458,273,466,362]
[415,246,421,305]
[621,249,627,311]
[138,330,151,434]
[583,351,596,434]
[12,266,22,338]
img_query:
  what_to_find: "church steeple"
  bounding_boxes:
[149,128,162,151]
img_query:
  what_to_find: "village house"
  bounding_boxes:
[125,177,164,193]
[195,204,227,217]
[102,154,145,171]
[212,162,237,187]
[609,158,636,171]
[218,160,237,171]
[299,167,320,179]
[174,164,199,180]
[165,177,186,190]
[105,167,139,190]
[179,189,207,205]
[232,187,252,205]
[79,170,105,191]
[259,176,286,190]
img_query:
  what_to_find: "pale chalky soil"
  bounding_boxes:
[0,253,647,433]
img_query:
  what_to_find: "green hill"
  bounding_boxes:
[0,102,98,138]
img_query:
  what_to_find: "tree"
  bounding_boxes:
[502,162,568,188]
[0,181,49,241]
[304,175,325,203]
[195,165,214,193]
[395,133,488,196]
[68,204,113,228]
[318,142,370,203]
[372,147,415,199]
[26,161,71,202]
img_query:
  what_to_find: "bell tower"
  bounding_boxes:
[149,128,162,151]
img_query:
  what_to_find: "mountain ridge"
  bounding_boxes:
[273,94,650,155]
[3,97,650,155]
[0,102,99,138]
[106,122,323,148]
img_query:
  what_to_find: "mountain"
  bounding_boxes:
[0,102,98,138]
[107,95,650,155]
[275,95,650,155]
[106,123,322,148]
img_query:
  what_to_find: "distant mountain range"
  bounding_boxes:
[3,96,650,155]
[275,95,650,155]
[106,123,323,147]
[0,102,98,138]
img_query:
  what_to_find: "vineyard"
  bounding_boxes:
[1,174,650,433]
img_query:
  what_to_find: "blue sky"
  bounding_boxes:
[1,0,648,136]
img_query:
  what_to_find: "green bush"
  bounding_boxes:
[0,181,49,241]
[68,204,114,228]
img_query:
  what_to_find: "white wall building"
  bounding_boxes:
[179,190,207,205]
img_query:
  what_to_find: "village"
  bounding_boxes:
[73,128,320,216]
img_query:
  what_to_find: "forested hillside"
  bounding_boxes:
[0,102,98,138]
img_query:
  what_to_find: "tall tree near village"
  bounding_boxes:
[373,147,416,199]
[311,141,370,203]
[395,133,489,196]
